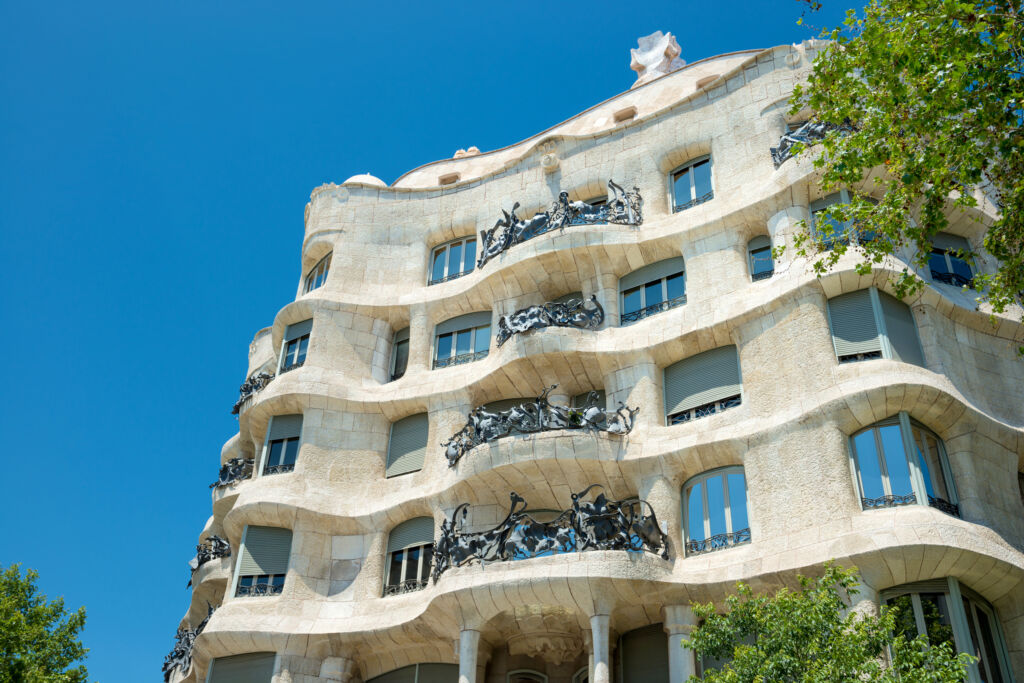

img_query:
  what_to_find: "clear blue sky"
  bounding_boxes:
[0,2,851,680]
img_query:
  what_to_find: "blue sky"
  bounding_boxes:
[0,1,851,680]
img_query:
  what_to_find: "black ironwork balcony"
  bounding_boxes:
[279,359,304,374]
[264,463,295,476]
[838,350,883,364]
[236,581,284,597]
[433,350,488,369]
[673,190,713,213]
[928,496,960,517]
[862,493,918,509]
[930,268,974,288]
[685,528,752,556]
[668,395,742,425]
[428,269,473,286]
[383,579,429,596]
[751,268,774,282]
[209,457,254,489]
[620,294,687,324]
[231,371,274,415]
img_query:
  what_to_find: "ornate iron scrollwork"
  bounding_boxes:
[209,457,254,489]
[232,372,274,415]
[496,295,604,346]
[383,578,430,596]
[770,120,855,168]
[477,180,642,269]
[161,605,214,682]
[187,535,231,587]
[685,528,752,555]
[441,385,638,468]
[928,495,960,517]
[862,493,918,509]
[432,485,669,581]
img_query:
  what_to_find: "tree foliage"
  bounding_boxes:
[0,563,89,683]
[789,0,1024,351]
[685,563,973,682]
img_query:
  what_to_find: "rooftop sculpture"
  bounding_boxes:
[630,31,686,89]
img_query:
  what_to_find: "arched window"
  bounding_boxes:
[883,579,1013,682]
[671,156,713,212]
[619,257,686,324]
[433,311,491,368]
[849,413,959,516]
[386,413,428,478]
[664,346,742,425]
[827,288,924,366]
[391,327,410,381]
[682,467,750,555]
[429,236,476,285]
[366,663,459,683]
[507,670,548,683]
[747,235,774,281]
[385,517,434,596]
[929,232,975,287]
[304,252,331,293]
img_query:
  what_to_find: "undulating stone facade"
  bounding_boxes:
[167,36,1024,683]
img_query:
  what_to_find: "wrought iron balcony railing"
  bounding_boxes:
[433,350,488,369]
[838,350,884,364]
[620,294,687,324]
[863,493,918,509]
[928,496,960,517]
[383,579,429,597]
[231,371,273,415]
[264,463,295,476]
[279,359,304,374]
[428,269,473,286]
[673,190,714,213]
[496,296,604,346]
[209,457,253,489]
[930,269,974,288]
[685,528,752,556]
[751,268,774,282]
[235,581,284,597]
[668,395,742,425]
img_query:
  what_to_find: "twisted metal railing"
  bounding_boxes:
[187,535,231,587]
[433,350,489,369]
[496,295,604,346]
[383,578,430,596]
[685,528,752,556]
[620,294,687,324]
[862,493,918,509]
[209,457,253,489]
[231,371,274,415]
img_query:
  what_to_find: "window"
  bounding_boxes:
[387,413,428,478]
[747,235,774,281]
[235,526,291,597]
[508,671,548,683]
[262,414,302,476]
[572,668,588,683]
[619,257,686,324]
[683,467,750,555]
[617,624,668,683]
[279,319,312,373]
[366,664,459,683]
[849,413,959,516]
[429,237,476,285]
[827,288,924,365]
[672,156,713,212]
[883,579,1013,683]
[208,653,277,682]
[809,190,877,248]
[391,327,410,381]
[433,311,491,369]
[929,232,974,287]
[664,345,742,425]
[304,252,331,293]
[385,517,434,596]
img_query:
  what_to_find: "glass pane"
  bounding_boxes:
[814,210,846,246]
[420,545,433,581]
[917,430,949,501]
[727,473,748,531]
[435,333,452,361]
[666,272,685,300]
[951,256,973,283]
[448,243,463,276]
[973,604,1006,683]
[268,440,284,467]
[284,339,297,365]
[889,594,920,640]
[750,247,773,275]
[673,168,692,205]
[387,551,403,586]
[853,430,885,500]
[464,240,476,272]
[622,286,642,314]
[686,484,705,542]
[473,325,490,353]
[393,340,409,377]
[403,546,421,582]
[271,574,285,588]
[455,330,472,356]
[692,159,712,198]
[644,280,664,307]
[283,438,299,466]
[879,424,913,497]
[920,593,956,649]
[431,248,446,282]
[296,336,309,365]
[706,475,726,537]
[929,249,950,276]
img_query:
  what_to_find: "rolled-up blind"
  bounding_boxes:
[209,653,276,683]
[931,232,970,253]
[619,257,685,292]
[284,319,313,341]
[394,326,410,343]
[879,293,924,366]
[828,290,881,358]
[387,413,428,477]
[620,624,669,683]
[387,517,434,553]
[664,346,741,416]
[748,235,771,251]
[239,527,292,576]
[268,414,302,441]
[435,311,491,336]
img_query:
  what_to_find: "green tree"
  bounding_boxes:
[685,563,973,682]
[788,0,1024,351]
[0,563,88,683]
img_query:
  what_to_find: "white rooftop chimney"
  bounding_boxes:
[630,31,686,89]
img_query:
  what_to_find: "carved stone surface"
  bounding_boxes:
[441,385,638,467]
[770,120,855,168]
[496,295,604,346]
[209,457,254,489]
[629,31,686,89]
[162,605,214,682]
[232,371,274,415]
[508,631,583,665]
[187,535,232,587]
[432,485,669,581]
[477,180,642,269]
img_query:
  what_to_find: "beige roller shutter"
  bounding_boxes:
[387,413,429,478]
[827,290,881,358]
[208,653,276,683]
[879,292,924,366]
[435,311,492,336]
[387,517,434,554]
[238,527,292,576]
[663,346,741,416]
[619,257,685,292]
[267,414,302,441]
[284,319,313,341]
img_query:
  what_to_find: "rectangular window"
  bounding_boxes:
[235,526,291,597]
[619,258,687,325]
[827,288,924,366]
[664,345,742,425]
[208,653,277,682]
[279,319,313,373]
[429,237,476,285]
[433,312,491,369]
[263,414,302,476]
[672,157,713,212]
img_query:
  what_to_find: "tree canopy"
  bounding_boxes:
[0,563,89,683]
[789,0,1024,351]
[685,564,973,682]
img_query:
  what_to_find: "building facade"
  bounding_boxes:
[167,35,1024,683]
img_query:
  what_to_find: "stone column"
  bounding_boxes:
[408,303,429,374]
[605,350,661,430]
[590,614,612,683]
[583,268,619,330]
[640,475,680,559]
[459,629,481,683]
[766,205,808,271]
[663,605,699,683]
[319,656,359,682]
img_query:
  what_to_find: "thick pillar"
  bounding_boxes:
[408,303,430,374]
[590,614,611,683]
[663,605,699,683]
[459,629,481,683]
[320,656,359,682]
[640,475,680,559]
[604,350,661,430]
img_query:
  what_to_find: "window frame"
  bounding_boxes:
[671,155,714,213]
[279,334,309,373]
[681,466,751,556]
[303,252,331,293]
[230,526,291,599]
[619,271,686,324]
[432,323,490,369]
[263,435,299,476]
[428,236,477,285]
[826,286,925,365]
[390,327,410,382]
[747,236,774,282]
[929,235,975,288]
[383,542,434,596]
